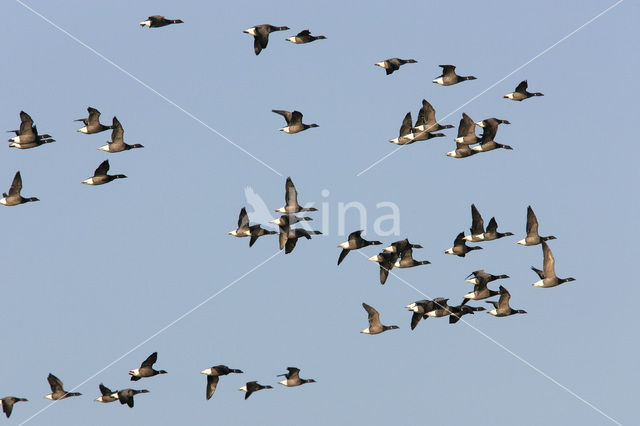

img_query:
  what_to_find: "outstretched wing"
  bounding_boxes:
[289,111,303,126]
[94,160,110,176]
[272,109,293,124]
[111,117,124,144]
[141,352,157,368]
[87,107,101,126]
[337,249,349,265]
[297,29,311,37]
[399,112,413,137]
[457,113,475,138]
[515,80,528,93]
[238,207,249,229]
[19,111,34,135]
[541,241,556,278]
[470,204,485,235]
[284,177,298,208]
[99,383,113,396]
[47,373,63,393]
[362,303,380,327]
[206,375,220,400]
[8,171,22,196]
[526,206,539,236]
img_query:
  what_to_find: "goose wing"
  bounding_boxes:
[541,241,556,278]
[94,160,110,177]
[272,109,293,124]
[238,207,249,229]
[99,383,114,396]
[140,352,157,368]
[470,204,485,235]
[515,80,528,93]
[457,113,475,138]
[453,231,466,248]
[289,111,303,126]
[526,206,539,237]
[284,177,298,208]
[87,107,101,126]
[18,111,34,135]
[362,303,381,328]
[206,375,220,400]
[47,374,64,393]
[399,112,413,137]
[110,117,124,145]
[8,171,22,196]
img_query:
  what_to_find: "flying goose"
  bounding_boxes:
[286,30,326,44]
[504,80,544,101]
[486,286,527,317]
[114,388,149,408]
[405,298,447,330]
[389,112,444,145]
[454,113,479,145]
[278,219,322,254]
[139,16,183,28]
[449,299,486,324]
[367,251,399,284]
[82,160,127,186]
[230,208,277,246]
[463,204,486,242]
[446,141,477,158]
[75,107,112,134]
[277,367,316,387]
[94,384,118,403]
[8,111,54,149]
[531,241,576,288]
[517,206,556,246]
[275,177,317,213]
[375,58,417,75]
[465,270,509,285]
[44,373,81,400]
[129,352,167,381]
[201,365,243,400]
[463,279,501,301]
[424,298,452,318]
[393,247,430,268]
[272,110,318,134]
[445,232,482,257]
[238,381,272,400]
[98,117,143,152]
[472,118,513,152]
[413,99,454,132]
[432,65,476,86]
[244,24,290,55]
[1,397,27,418]
[383,238,423,254]
[337,230,382,265]
[361,303,399,334]
[0,172,39,206]
[482,217,514,241]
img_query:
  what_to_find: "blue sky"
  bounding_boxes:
[0,0,637,424]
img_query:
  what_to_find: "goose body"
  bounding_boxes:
[76,107,112,134]
[449,300,485,324]
[8,111,54,148]
[286,30,326,44]
[361,303,398,334]
[445,232,482,257]
[393,247,430,268]
[94,384,118,403]
[465,270,509,285]
[98,117,143,153]
[517,206,556,245]
[277,367,316,387]
[367,251,399,284]
[272,109,318,134]
[113,389,149,408]
[375,58,417,75]
[129,352,167,381]
[486,286,526,317]
[0,171,39,206]
[238,381,272,399]
[463,204,485,242]
[472,118,513,152]
[1,397,27,418]
[413,99,454,132]
[82,159,127,185]
[275,177,317,213]
[244,24,290,55]
[481,217,513,241]
[44,373,81,400]
[139,16,183,28]
[337,230,382,265]
[433,65,476,86]
[453,113,479,145]
[531,241,575,288]
[201,365,243,400]
[504,80,543,101]
[383,238,423,253]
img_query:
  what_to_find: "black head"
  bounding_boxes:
[542,235,557,241]
[304,379,317,383]
[131,144,144,149]
[515,310,527,314]
[432,133,445,138]
[158,370,168,374]
[469,246,483,251]
[560,277,576,283]
[173,19,184,24]
[309,123,319,128]
[26,197,39,202]
[114,174,127,179]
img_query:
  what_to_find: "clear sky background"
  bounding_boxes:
[0,0,637,425]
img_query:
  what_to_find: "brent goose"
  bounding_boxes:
[337,230,382,265]
[238,381,272,400]
[463,204,486,242]
[244,24,290,55]
[76,107,112,134]
[486,286,527,317]
[8,111,54,149]
[367,251,399,284]
[531,241,576,288]
[517,206,556,246]
[278,216,322,254]
[413,99,454,132]
[389,112,444,145]
[383,238,423,254]
[472,118,513,152]
[393,247,430,268]
[94,384,118,403]
[0,397,27,418]
[504,80,544,101]
[277,367,316,387]
[286,30,326,44]
[139,16,183,28]
[275,177,317,213]
[424,298,452,318]
[129,352,167,381]
[433,65,476,86]
[463,279,501,301]
[82,160,127,186]
[454,113,479,145]
[201,365,243,400]
[45,374,81,400]
[482,217,514,241]
[230,208,277,247]
[465,270,509,285]
[445,232,482,257]
[405,298,447,330]
[446,142,477,158]
[272,110,318,134]
[375,58,417,75]
[114,389,149,408]
[449,299,485,324]
[0,172,39,206]
[98,117,143,153]
[360,303,399,334]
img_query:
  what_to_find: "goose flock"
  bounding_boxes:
[1,11,579,422]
